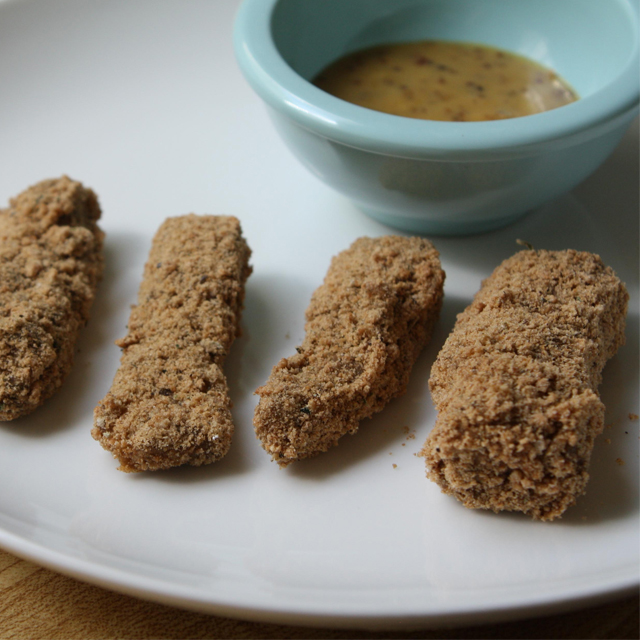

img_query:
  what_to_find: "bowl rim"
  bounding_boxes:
[234,0,640,159]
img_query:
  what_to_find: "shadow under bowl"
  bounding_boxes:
[234,0,640,235]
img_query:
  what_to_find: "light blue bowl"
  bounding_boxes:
[234,0,639,235]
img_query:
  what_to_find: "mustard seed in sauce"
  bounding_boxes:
[313,41,578,122]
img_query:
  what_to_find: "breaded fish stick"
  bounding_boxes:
[254,236,445,467]
[0,177,104,421]
[92,215,252,472]
[421,249,628,520]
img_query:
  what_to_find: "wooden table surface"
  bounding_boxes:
[0,548,637,640]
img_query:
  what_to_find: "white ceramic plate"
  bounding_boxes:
[0,0,638,630]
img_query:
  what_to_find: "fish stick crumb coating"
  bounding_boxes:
[254,236,445,467]
[421,249,628,520]
[92,215,252,472]
[0,177,104,421]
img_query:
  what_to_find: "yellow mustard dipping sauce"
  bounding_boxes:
[313,41,578,122]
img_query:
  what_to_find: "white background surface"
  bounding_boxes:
[0,0,637,629]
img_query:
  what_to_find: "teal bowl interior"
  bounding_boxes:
[235,0,640,234]
[273,0,636,98]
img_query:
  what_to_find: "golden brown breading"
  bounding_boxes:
[421,249,628,520]
[0,177,104,421]
[254,235,445,467]
[92,215,252,472]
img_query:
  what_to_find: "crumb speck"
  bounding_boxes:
[615,458,625,466]
[604,438,611,444]
[403,426,416,440]
[392,463,397,469]
[629,413,638,420]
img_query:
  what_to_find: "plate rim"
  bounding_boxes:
[1,527,638,629]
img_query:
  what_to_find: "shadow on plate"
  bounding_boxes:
[561,312,640,526]
[435,194,624,276]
